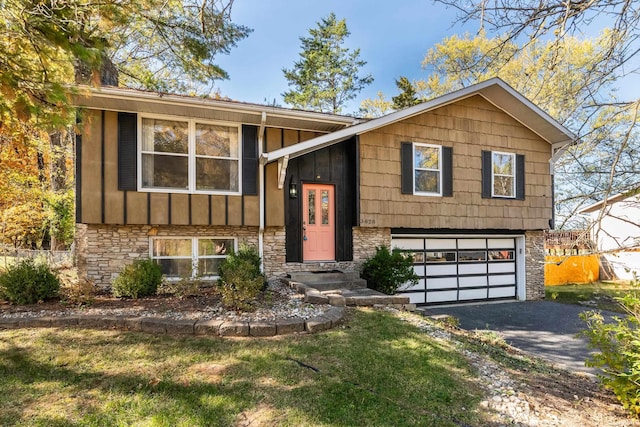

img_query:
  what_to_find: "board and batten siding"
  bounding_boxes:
[264,127,323,227]
[77,109,260,226]
[359,95,553,230]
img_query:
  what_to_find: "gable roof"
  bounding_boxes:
[578,187,640,214]
[266,78,576,163]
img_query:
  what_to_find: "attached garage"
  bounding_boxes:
[392,234,526,305]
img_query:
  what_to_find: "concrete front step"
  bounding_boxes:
[285,270,366,291]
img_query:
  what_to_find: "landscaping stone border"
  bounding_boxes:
[0,307,346,337]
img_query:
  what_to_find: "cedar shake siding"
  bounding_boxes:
[358,95,552,230]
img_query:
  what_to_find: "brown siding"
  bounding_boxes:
[265,162,284,226]
[227,196,243,226]
[103,111,124,224]
[210,195,226,225]
[359,95,552,230]
[191,194,209,225]
[150,193,169,224]
[126,192,147,224]
[80,110,102,224]
[243,195,260,226]
[79,108,309,227]
[266,128,282,152]
[170,194,190,225]
[283,129,299,147]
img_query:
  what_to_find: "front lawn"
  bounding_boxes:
[0,309,483,426]
[546,281,636,313]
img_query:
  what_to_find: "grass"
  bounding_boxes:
[546,281,637,313]
[0,309,484,426]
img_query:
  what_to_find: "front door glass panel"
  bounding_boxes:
[308,190,316,224]
[321,190,329,225]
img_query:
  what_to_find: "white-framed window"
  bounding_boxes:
[139,115,241,194]
[492,151,516,198]
[150,237,236,279]
[413,143,442,196]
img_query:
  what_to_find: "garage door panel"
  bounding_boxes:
[405,292,426,304]
[488,238,515,249]
[399,278,425,291]
[458,264,487,275]
[392,239,424,250]
[427,277,457,290]
[459,289,488,300]
[426,264,457,276]
[427,290,458,303]
[413,265,425,276]
[426,239,456,250]
[459,276,488,287]
[488,263,515,274]
[489,274,516,286]
[489,287,516,298]
[458,239,486,249]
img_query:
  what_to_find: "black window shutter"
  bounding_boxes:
[442,146,453,197]
[242,125,258,195]
[118,112,137,191]
[516,154,525,200]
[401,142,413,194]
[481,150,492,198]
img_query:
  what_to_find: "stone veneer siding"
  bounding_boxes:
[76,224,259,289]
[263,226,391,278]
[524,230,546,300]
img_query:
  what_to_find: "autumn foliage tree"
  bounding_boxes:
[0,0,250,249]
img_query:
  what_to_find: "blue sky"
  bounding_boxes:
[215,0,473,114]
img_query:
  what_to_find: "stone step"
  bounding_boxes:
[288,270,360,284]
[286,270,366,291]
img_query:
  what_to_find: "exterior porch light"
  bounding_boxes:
[289,182,298,198]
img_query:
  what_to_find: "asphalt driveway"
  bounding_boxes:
[422,301,619,374]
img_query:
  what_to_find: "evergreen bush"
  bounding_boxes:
[111,258,163,298]
[361,246,418,295]
[0,258,60,304]
[218,245,265,311]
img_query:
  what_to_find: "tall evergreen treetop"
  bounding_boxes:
[282,13,373,114]
[392,76,421,110]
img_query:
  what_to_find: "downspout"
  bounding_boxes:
[258,112,267,272]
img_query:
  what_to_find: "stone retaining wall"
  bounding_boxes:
[0,307,345,337]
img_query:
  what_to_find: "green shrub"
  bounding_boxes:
[362,246,418,295]
[157,273,202,299]
[581,281,640,417]
[218,245,265,311]
[0,258,60,304]
[111,258,163,298]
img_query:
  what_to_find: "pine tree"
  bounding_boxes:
[392,76,420,109]
[282,13,373,114]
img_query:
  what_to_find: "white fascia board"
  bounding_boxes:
[266,77,576,163]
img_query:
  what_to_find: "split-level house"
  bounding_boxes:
[74,78,575,305]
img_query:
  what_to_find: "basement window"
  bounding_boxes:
[150,237,236,279]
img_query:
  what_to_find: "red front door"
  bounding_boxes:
[302,183,335,261]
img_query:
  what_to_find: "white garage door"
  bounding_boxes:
[392,236,520,305]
